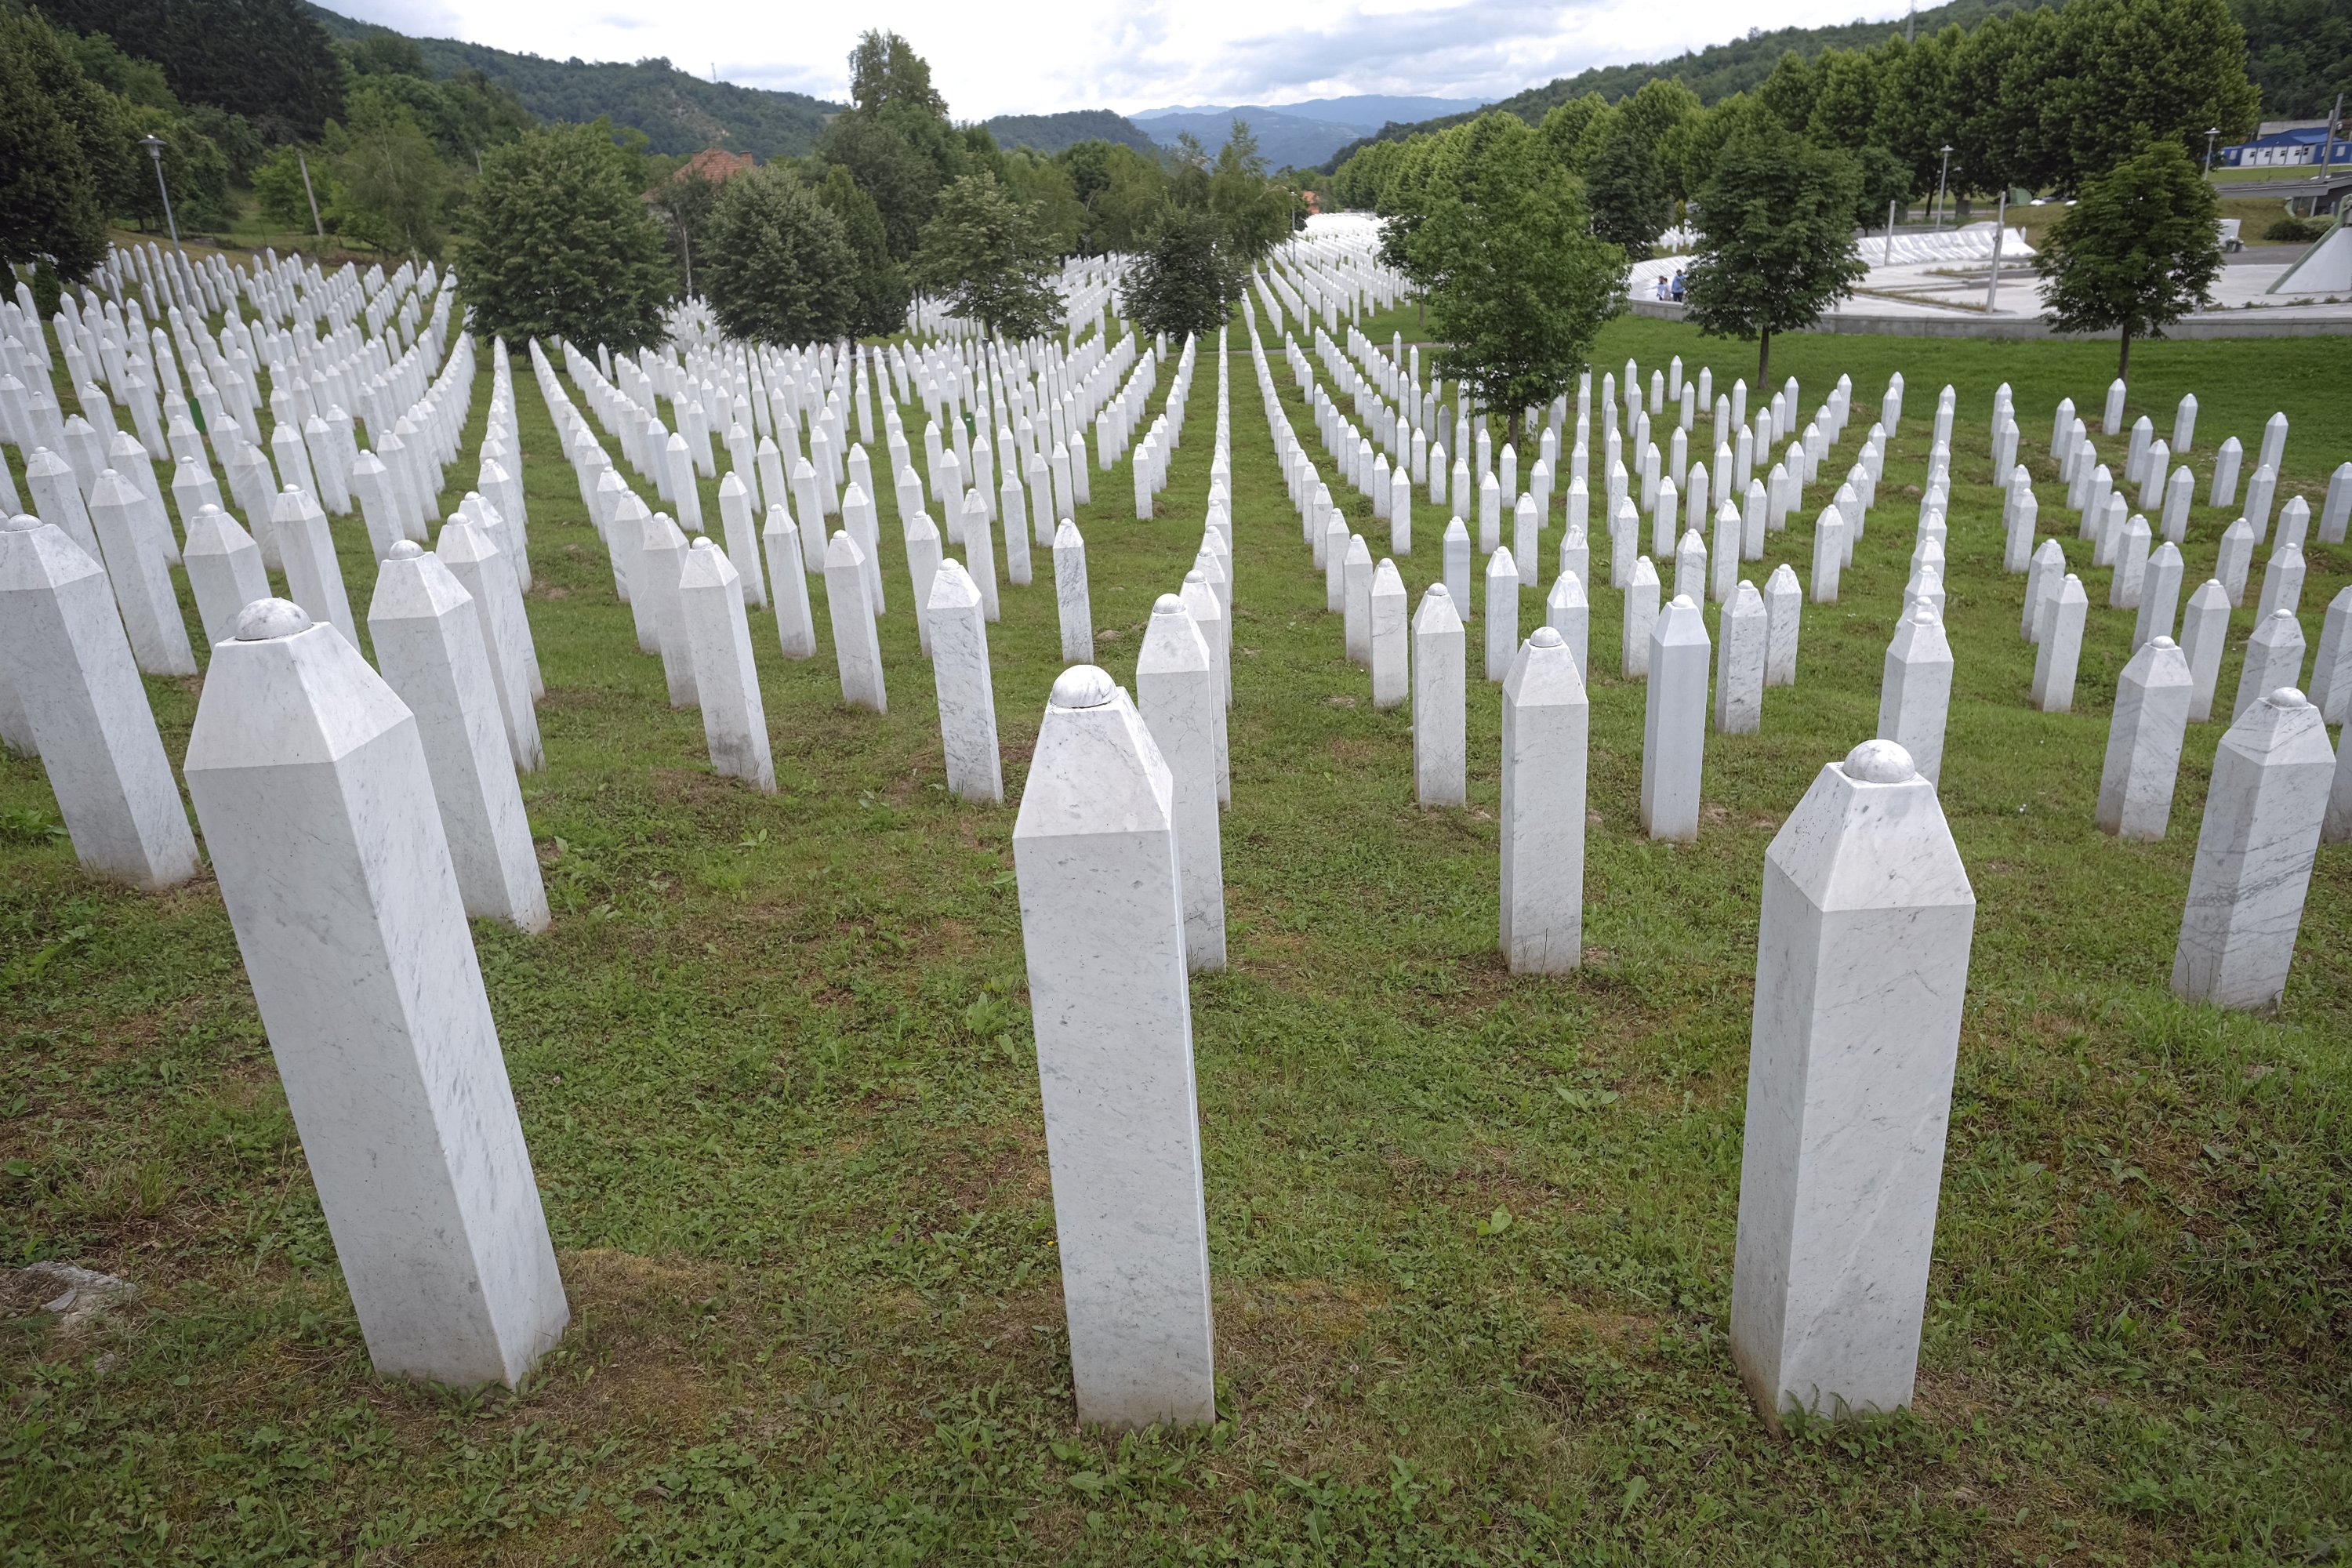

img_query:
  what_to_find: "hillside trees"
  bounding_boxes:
[2038,137,2224,376]
[1409,114,1624,446]
[464,122,674,350]
[702,166,860,343]
[1683,123,1867,384]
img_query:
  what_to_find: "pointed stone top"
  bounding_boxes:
[2,514,40,533]
[1152,593,1186,616]
[719,471,746,495]
[2268,687,2310,709]
[236,597,312,641]
[390,539,423,560]
[1530,626,1564,649]
[691,535,716,550]
[1052,665,1117,710]
[2151,635,2176,649]
[1054,519,1083,546]
[2267,607,2298,623]
[1842,739,1917,783]
[1911,601,1939,624]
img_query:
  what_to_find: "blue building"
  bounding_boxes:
[2219,125,2352,169]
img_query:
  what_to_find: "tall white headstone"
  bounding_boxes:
[1413,584,1466,807]
[927,559,1001,805]
[1878,605,1954,785]
[1054,521,1093,663]
[184,601,568,1388]
[1730,738,1974,1427]
[1641,595,1709,842]
[826,531,887,713]
[678,539,775,793]
[1136,597,1224,971]
[0,517,197,887]
[2172,688,2335,1011]
[1011,666,1214,1431]
[2096,637,2191,841]
[1500,626,1587,975]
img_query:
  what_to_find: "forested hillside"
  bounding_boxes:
[1326,0,2347,169]
[303,2,838,158]
[982,110,1160,156]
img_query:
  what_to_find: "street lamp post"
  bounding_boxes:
[1934,144,1955,228]
[140,133,181,250]
[2204,127,2220,174]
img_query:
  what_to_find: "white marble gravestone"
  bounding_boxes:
[368,542,550,928]
[2096,637,2191,841]
[2172,688,2335,1011]
[1484,546,1520,681]
[679,539,775,793]
[1763,564,1802,688]
[1641,595,1709,842]
[1413,585,1466,807]
[1730,738,1974,1427]
[1716,580,1766,735]
[1054,521,1093,664]
[1369,560,1408,710]
[2135,541,2183,651]
[763,506,818,659]
[1137,596,1224,971]
[1501,626,1587,975]
[826,531,887,713]
[927,559,1000,805]
[1624,557,1660,680]
[2181,579,2232,723]
[182,505,269,649]
[2033,575,2087,714]
[1878,605,1954,786]
[1010,665,1214,1431]
[272,485,357,648]
[2234,609,2306,720]
[0,517,196,887]
[441,518,546,768]
[86,470,196,676]
[184,601,568,1388]
[1545,569,1588,681]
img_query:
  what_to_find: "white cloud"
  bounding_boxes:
[322,0,1916,120]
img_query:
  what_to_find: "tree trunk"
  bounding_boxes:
[1758,329,1773,390]
[2118,328,2132,380]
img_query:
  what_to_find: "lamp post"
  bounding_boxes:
[140,132,181,251]
[1934,144,1955,228]
[2204,127,2220,174]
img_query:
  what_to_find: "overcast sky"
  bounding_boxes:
[328,0,1918,119]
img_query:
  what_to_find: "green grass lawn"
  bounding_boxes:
[3,294,2350,1566]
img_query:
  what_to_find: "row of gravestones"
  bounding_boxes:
[5,281,2346,1432]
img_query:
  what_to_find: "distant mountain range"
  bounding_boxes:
[305,2,839,158]
[982,110,1160,157]
[1131,96,1486,169]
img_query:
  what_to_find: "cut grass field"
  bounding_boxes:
[3,297,2350,1565]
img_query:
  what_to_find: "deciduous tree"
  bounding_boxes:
[1683,122,1867,386]
[2038,137,2223,376]
[913,172,1062,341]
[700,165,859,344]
[464,122,674,351]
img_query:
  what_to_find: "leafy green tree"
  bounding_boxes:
[822,110,948,260]
[1852,143,1915,227]
[1755,52,1819,132]
[1409,114,1624,448]
[848,29,946,116]
[1120,208,1239,339]
[334,96,448,257]
[2031,0,2260,191]
[253,143,332,233]
[1207,122,1293,267]
[0,8,114,279]
[1806,48,1883,149]
[2234,0,2352,116]
[464,122,674,351]
[127,104,234,230]
[42,0,343,142]
[1616,78,1701,149]
[913,172,1062,341]
[1683,122,1866,386]
[1872,26,1960,194]
[700,165,858,344]
[813,164,909,337]
[648,166,720,294]
[1585,118,1670,257]
[1947,6,2047,196]
[1537,93,1610,173]
[1058,140,1169,252]
[2038,137,2222,376]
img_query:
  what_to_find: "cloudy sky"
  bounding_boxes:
[326,0,1915,118]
